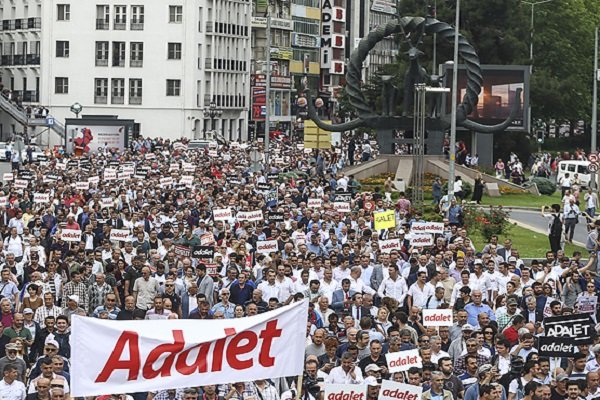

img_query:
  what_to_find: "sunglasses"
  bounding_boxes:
[45,347,57,352]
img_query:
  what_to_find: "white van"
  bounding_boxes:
[556,160,591,188]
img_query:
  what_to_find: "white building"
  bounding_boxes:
[0,0,251,143]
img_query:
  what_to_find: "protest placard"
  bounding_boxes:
[379,380,422,400]
[411,221,444,235]
[409,234,434,247]
[324,384,366,400]
[374,210,396,230]
[61,229,82,242]
[379,239,401,254]
[386,349,422,373]
[192,246,215,260]
[538,313,594,357]
[422,309,453,327]
[333,202,351,213]
[307,198,323,209]
[236,210,263,222]
[212,208,233,221]
[14,179,28,189]
[33,193,50,204]
[256,240,278,254]
[109,229,130,242]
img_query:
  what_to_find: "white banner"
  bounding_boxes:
[379,239,401,254]
[256,240,278,254]
[61,229,82,242]
[324,384,366,400]
[379,380,422,400]
[2,173,13,181]
[76,181,90,191]
[213,208,233,221]
[386,349,422,373]
[33,193,50,204]
[104,169,117,181]
[307,198,322,209]
[411,221,444,235]
[333,202,351,213]
[409,234,434,247]
[0,196,7,206]
[88,176,100,185]
[71,300,308,396]
[422,309,453,326]
[160,177,174,187]
[109,229,130,242]
[236,210,263,222]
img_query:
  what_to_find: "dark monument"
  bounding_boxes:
[305,15,522,137]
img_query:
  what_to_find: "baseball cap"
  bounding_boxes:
[22,308,33,315]
[508,256,517,263]
[45,339,59,348]
[507,298,518,306]
[477,364,493,376]
[364,376,380,386]
[556,373,569,382]
[462,324,475,332]
[68,294,80,304]
[474,259,483,265]
[365,364,382,373]
[5,343,18,351]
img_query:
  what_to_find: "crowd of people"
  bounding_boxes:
[0,135,595,400]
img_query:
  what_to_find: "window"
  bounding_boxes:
[167,43,181,60]
[111,78,125,104]
[131,5,144,30]
[95,41,109,66]
[57,4,70,21]
[129,79,142,104]
[114,5,126,30]
[96,5,109,29]
[94,78,108,104]
[112,41,125,67]
[166,79,181,96]
[55,77,68,94]
[130,42,143,67]
[169,5,182,23]
[55,41,69,58]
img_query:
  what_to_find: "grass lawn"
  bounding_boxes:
[469,223,586,258]
[480,192,562,208]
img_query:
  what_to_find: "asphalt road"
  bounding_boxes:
[509,209,589,246]
[0,161,11,182]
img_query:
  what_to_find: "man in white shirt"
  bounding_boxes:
[257,270,280,303]
[406,271,435,309]
[0,365,25,400]
[326,352,364,384]
[377,264,408,306]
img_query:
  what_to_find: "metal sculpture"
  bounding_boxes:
[306,16,523,134]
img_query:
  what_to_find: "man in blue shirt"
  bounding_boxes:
[464,290,496,327]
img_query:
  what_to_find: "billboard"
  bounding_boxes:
[66,125,127,154]
[442,65,530,132]
[251,87,266,121]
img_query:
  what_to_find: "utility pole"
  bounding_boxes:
[592,26,598,188]
[264,15,271,165]
[447,0,460,203]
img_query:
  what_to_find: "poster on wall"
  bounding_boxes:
[66,125,127,154]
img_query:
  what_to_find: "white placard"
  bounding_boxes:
[333,202,351,213]
[88,176,100,185]
[379,239,401,254]
[0,196,7,206]
[422,309,453,326]
[33,192,50,204]
[109,229,130,242]
[2,173,13,181]
[100,198,114,209]
[180,175,194,186]
[324,385,366,400]
[160,177,174,187]
[182,163,195,173]
[410,221,445,235]
[409,234,434,247]
[14,179,28,189]
[212,208,233,221]
[169,163,180,172]
[256,240,278,254]
[236,210,263,222]
[379,380,422,400]
[76,181,90,191]
[307,198,322,209]
[386,349,422,373]
[104,169,117,181]
[208,150,218,157]
[61,229,82,242]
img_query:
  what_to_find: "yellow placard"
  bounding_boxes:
[304,120,332,149]
[374,209,396,230]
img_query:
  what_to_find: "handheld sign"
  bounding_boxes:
[324,384,366,400]
[192,246,215,260]
[256,240,278,254]
[386,349,422,373]
[109,229,130,242]
[411,221,445,235]
[307,198,322,209]
[212,208,233,221]
[379,239,401,254]
[333,202,351,213]
[379,380,422,400]
[33,193,50,204]
[422,309,453,326]
[236,210,263,222]
[409,234,434,247]
[374,210,396,230]
[538,313,594,357]
[61,229,82,242]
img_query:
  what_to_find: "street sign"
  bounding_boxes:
[589,163,599,173]
[589,152,599,163]
[46,117,55,127]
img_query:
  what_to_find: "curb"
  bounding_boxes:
[508,218,587,248]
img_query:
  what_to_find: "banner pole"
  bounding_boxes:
[295,374,303,400]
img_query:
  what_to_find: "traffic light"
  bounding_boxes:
[536,130,544,143]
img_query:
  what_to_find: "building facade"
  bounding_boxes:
[0,0,251,142]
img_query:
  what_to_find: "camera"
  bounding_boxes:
[303,374,323,397]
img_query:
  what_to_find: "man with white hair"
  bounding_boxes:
[211,288,235,319]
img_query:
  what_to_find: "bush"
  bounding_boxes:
[463,206,511,241]
[530,177,556,195]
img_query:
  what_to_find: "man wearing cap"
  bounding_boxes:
[423,370,454,400]
[211,288,235,319]
[551,373,569,399]
[497,297,522,332]
[363,376,380,400]
[0,343,26,383]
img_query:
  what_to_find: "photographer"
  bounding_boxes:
[324,352,363,384]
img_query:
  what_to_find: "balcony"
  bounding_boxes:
[131,21,144,30]
[2,20,13,31]
[1,55,12,65]
[94,96,107,104]
[14,19,22,30]
[112,58,125,67]
[13,55,25,65]
[27,18,41,29]
[96,19,109,30]
[95,58,108,67]
[204,58,212,69]
[23,91,39,102]
[206,21,213,33]
[130,59,143,68]
[114,20,126,30]
[129,97,142,105]
[26,54,40,65]
[111,96,124,105]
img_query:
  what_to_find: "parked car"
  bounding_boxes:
[0,142,11,161]
[21,145,46,162]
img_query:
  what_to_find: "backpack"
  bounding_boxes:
[550,214,562,237]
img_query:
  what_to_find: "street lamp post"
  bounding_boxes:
[203,101,223,138]
[592,27,599,188]
[447,0,461,204]
[70,102,83,118]
[522,0,554,65]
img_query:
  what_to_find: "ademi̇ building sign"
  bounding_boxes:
[321,0,345,75]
